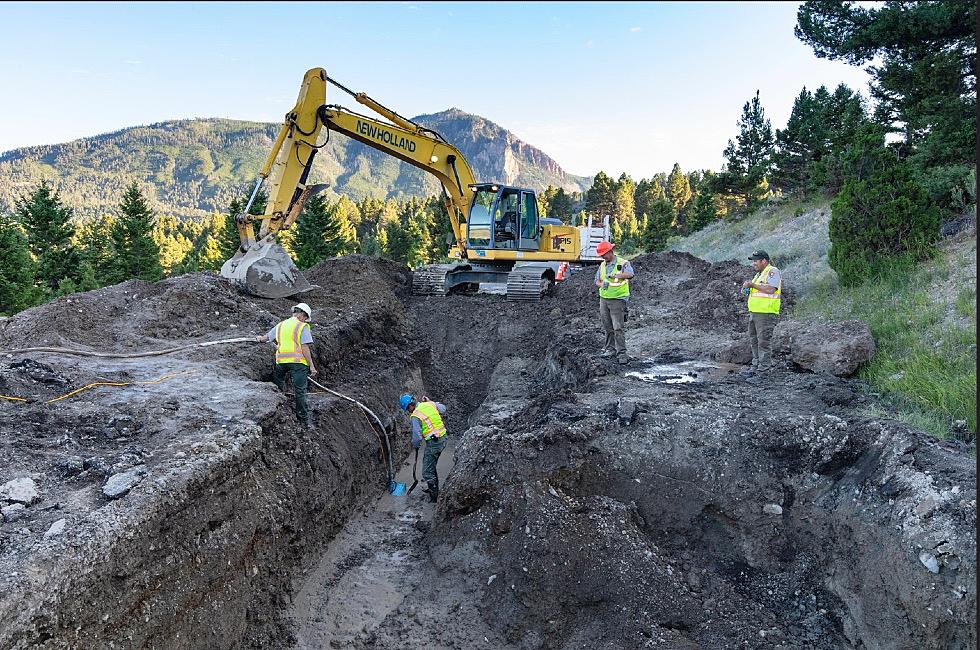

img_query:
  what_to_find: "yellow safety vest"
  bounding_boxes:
[747,265,781,315]
[599,256,630,299]
[274,317,310,365]
[412,401,447,440]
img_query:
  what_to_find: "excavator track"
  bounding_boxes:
[506,266,551,301]
[412,264,456,296]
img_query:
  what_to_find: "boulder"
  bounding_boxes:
[714,339,753,365]
[772,319,875,377]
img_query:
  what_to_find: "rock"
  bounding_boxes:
[60,457,85,477]
[918,550,940,574]
[102,465,147,499]
[0,477,40,505]
[43,518,67,540]
[617,399,637,424]
[763,503,783,516]
[714,339,753,365]
[1,503,27,522]
[771,319,875,377]
[914,496,938,518]
[953,420,968,432]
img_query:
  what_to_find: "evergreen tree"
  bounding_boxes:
[634,178,666,223]
[828,126,941,284]
[687,188,719,233]
[0,213,40,315]
[613,173,637,227]
[153,212,193,276]
[548,187,574,222]
[15,181,82,293]
[107,182,163,283]
[401,199,433,268]
[325,196,359,256]
[294,194,333,269]
[666,163,693,228]
[723,90,776,209]
[585,171,617,221]
[796,0,975,170]
[640,199,675,252]
[76,214,117,285]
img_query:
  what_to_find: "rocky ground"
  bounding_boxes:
[0,252,975,649]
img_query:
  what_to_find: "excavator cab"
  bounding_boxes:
[468,184,540,252]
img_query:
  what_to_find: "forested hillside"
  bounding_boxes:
[0,111,590,222]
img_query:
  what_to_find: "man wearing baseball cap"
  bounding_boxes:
[594,241,635,365]
[741,251,782,376]
[255,303,317,427]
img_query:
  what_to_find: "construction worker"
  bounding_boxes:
[595,241,635,365]
[741,251,782,376]
[255,303,317,427]
[400,394,447,503]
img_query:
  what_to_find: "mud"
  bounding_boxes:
[0,252,975,649]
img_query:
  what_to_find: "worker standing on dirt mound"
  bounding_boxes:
[400,394,448,503]
[595,241,635,365]
[741,251,782,377]
[255,303,318,428]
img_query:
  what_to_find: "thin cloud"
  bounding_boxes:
[629,27,641,32]
[586,39,594,49]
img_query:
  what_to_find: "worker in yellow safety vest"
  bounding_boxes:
[256,303,318,427]
[594,241,635,365]
[741,251,782,378]
[400,393,448,503]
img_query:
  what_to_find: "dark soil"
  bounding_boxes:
[0,252,974,649]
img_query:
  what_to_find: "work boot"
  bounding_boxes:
[617,353,629,366]
[424,481,439,503]
[600,348,616,358]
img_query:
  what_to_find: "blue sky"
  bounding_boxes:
[0,1,872,180]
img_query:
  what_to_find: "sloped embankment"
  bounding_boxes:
[0,257,420,648]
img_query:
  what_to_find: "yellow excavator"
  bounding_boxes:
[220,68,608,300]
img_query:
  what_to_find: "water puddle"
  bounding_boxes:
[626,360,738,384]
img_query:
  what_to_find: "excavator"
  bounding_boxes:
[220,68,608,301]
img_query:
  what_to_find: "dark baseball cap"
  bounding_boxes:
[748,250,770,261]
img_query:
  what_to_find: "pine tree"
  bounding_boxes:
[15,181,82,293]
[723,90,775,209]
[325,196,359,256]
[640,199,675,252]
[294,195,332,269]
[548,188,574,222]
[613,173,636,228]
[585,171,617,221]
[634,178,666,224]
[401,200,433,268]
[107,182,163,283]
[76,214,117,285]
[687,189,719,233]
[0,213,40,315]
[666,163,693,228]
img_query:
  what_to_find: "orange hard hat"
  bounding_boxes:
[596,241,615,256]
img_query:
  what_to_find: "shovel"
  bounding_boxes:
[406,448,420,494]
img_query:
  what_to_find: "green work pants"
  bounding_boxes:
[422,435,447,486]
[273,362,309,424]
[599,298,628,354]
[748,312,778,370]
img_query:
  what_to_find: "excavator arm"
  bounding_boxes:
[220,68,479,297]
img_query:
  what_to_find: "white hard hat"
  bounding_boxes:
[293,303,312,319]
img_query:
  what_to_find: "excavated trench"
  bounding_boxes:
[0,254,975,649]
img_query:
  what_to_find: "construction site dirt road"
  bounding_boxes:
[0,253,975,649]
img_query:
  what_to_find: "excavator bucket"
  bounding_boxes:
[220,239,312,299]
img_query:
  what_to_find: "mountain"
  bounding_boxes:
[0,111,591,221]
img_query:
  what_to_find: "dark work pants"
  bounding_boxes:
[273,362,309,424]
[422,435,447,486]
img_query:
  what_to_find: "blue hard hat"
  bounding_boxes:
[399,394,414,411]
